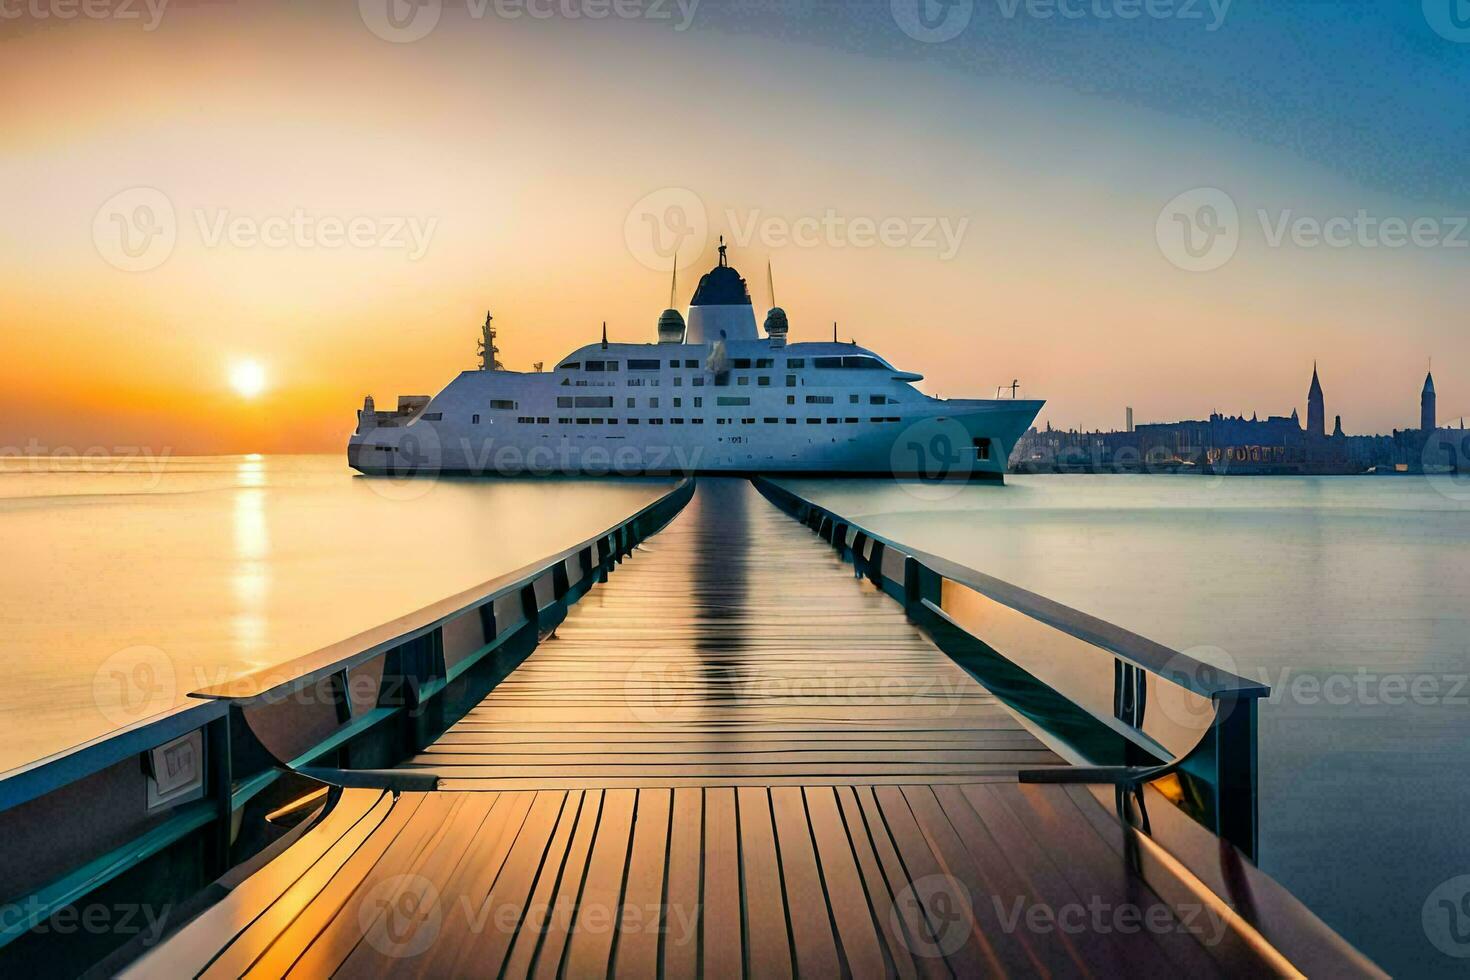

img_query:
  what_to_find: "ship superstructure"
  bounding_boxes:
[349,245,1042,479]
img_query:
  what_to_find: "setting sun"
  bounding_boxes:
[229,360,268,399]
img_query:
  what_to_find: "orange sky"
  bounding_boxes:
[2,5,1466,454]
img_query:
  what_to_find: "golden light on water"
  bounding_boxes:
[229,360,268,399]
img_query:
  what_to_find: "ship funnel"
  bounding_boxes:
[763,307,788,348]
[657,308,686,344]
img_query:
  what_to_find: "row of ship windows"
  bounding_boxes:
[421,395,902,425]
[555,394,898,409]
[560,356,885,372]
[566,376,803,389]
[515,417,905,426]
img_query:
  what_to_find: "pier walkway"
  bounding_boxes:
[116,480,1375,978]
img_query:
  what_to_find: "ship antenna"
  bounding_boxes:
[832,321,837,343]
[718,236,727,267]
[601,321,608,351]
[669,254,678,309]
[767,259,776,308]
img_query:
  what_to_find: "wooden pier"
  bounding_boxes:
[2,480,1380,977]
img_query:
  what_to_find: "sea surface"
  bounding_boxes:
[0,455,672,776]
[3,459,1464,973]
[781,473,1470,978]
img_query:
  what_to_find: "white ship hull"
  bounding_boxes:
[349,249,1043,480]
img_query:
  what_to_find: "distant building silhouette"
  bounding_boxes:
[1012,363,1453,475]
[1307,364,1325,438]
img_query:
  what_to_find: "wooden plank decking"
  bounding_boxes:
[404,479,1062,789]
[127,781,1256,978]
[125,480,1287,977]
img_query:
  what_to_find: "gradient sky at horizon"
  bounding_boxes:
[2,0,1468,453]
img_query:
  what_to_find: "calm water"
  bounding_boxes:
[5,459,1464,972]
[782,474,1470,977]
[0,455,671,776]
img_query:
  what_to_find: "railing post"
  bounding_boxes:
[1212,693,1260,861]
[831,522,848,558]
[866,540,886,587]
[204,713,233,877]
[552,562,570,601]
[902,556,940,614]
[851,531,868,577]
[520,582,540,632]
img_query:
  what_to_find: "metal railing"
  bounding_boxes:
[753,477,1270,860]
[0,477,694,970]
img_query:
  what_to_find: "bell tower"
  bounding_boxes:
[1306,363,1325,437]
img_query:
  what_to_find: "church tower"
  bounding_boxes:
[1306,363,1325,437]
[1422,371,1436,433]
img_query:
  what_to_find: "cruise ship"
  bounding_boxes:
[348,245,1043,479]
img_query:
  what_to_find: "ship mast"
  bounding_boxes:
[477,311,503,371]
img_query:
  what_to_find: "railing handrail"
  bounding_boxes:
[754,478,1267,701]
[191,477,694,703]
